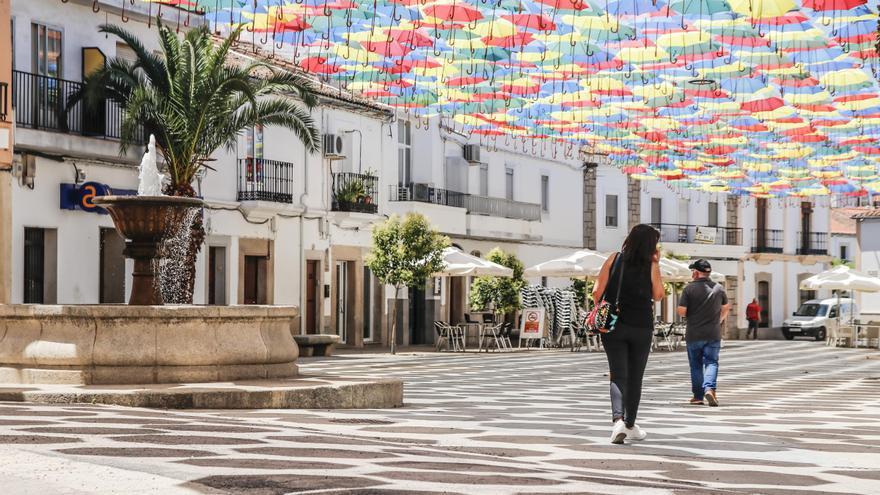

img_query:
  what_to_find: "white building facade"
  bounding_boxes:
[591,164,832,335]
[4,0,585,348]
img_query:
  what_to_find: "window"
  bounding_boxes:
[840,245,848,261]
[541,175,549,212]
[115,42,137,65]
[651,197,662,225]
[541,276,548,287]
[32,23,62,77]
[479,163,488,197]
[397,120,411,186]
[708,201,718,227]
[505,167,514,200]
[23,227,57,304]
[605,194,618,227]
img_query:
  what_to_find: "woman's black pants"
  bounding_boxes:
[601,323,653,428]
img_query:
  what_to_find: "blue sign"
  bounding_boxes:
[60,182,136,214]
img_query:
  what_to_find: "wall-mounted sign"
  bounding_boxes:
[694,226,717,244]
[60,182,136,214]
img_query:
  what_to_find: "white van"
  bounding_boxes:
[781,298,858,341]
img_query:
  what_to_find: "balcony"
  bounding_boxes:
[390,183,541,221]
[12,70,140,141]
[332,172,379,214]
[652,223,742,246]
[797,232,829,256]
[237,158,294,203]
[751,229,784,253]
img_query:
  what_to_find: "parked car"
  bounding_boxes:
[781,298,858,341]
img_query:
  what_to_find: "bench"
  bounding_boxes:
[293,334,341,357]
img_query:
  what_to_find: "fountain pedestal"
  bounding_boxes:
[92,195,203,305]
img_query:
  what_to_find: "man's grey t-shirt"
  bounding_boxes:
[679,278,728,342]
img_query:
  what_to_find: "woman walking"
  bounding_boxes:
[592,224,664,444]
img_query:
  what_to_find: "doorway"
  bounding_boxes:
[99,228,125,303]
[409,286,433,345]
[306,260,319,335]
[757,280,770,328]
[208,246,227,305]
[243,255,267,304]
[363,266,375,342]
[336,261,348,343]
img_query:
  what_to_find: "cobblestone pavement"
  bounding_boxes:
[1,341,879,494]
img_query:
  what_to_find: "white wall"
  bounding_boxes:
[857,220,880,314]
[831,234,856,262]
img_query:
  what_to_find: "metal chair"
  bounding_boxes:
[479,323,505,352]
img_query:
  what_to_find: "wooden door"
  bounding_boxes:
[758,280,770,328]
[306,260,318,334]
[244,255,259,304]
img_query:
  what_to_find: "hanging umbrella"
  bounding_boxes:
[524,250,608,278]
[435,248,514,277]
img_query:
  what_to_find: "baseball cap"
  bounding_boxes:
[688,259,712,273]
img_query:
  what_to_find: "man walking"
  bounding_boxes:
[746,298,762,340]
[677,259,730,407]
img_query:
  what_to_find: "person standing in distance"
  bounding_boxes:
[746,298,762,340]
[592,224,664,444]
[677,259,730,407]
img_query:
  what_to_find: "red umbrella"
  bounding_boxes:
[802,0,866,11]
[502,14,557,31]
[741,97,785,112]
[424,4,483,22]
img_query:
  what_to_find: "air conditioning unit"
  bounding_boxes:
[463,144,481,164]
[323,133,346,160]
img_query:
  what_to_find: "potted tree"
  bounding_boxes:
[73,20,320,303]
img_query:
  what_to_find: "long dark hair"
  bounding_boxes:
[622,224,660,266]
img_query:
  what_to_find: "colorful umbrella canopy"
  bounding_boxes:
[125,0,880,198]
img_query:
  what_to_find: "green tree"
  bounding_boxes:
[468,248,525,320]
[366,214,449,354]
[72,21,319,303]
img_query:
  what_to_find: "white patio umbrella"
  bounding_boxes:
[523,249,608,278]
[435,247,513,277]
[800,266,880,328]
[662,257,726,283]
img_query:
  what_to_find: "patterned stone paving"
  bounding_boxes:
[1,341,879,494]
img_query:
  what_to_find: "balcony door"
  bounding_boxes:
[801,202,813,253]
[31,23,63,130]
[397,120,411,187]
[305,260,319,334]
[756,198,768,249]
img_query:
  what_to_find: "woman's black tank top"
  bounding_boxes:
[604,254,655,328]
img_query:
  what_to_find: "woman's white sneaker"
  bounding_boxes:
[610,420,627,444]
[626,424,647,441]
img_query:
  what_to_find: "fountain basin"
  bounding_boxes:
[92,195,204,305]
[0,305,299,384]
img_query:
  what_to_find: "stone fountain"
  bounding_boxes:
[93,136,203,305]
[0,137,402,409]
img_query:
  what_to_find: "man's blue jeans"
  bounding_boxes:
[686,340,721,400]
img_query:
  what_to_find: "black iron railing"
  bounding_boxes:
[798,232,828,255]
[333,172,379,213]
[0,81,8,121]
[12,70,141,141]
[237,158,294,203]
[390,183,542,221]
[751,229,784,253]
[651,223,742,246]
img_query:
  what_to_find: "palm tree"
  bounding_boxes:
[72,21,320,302]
